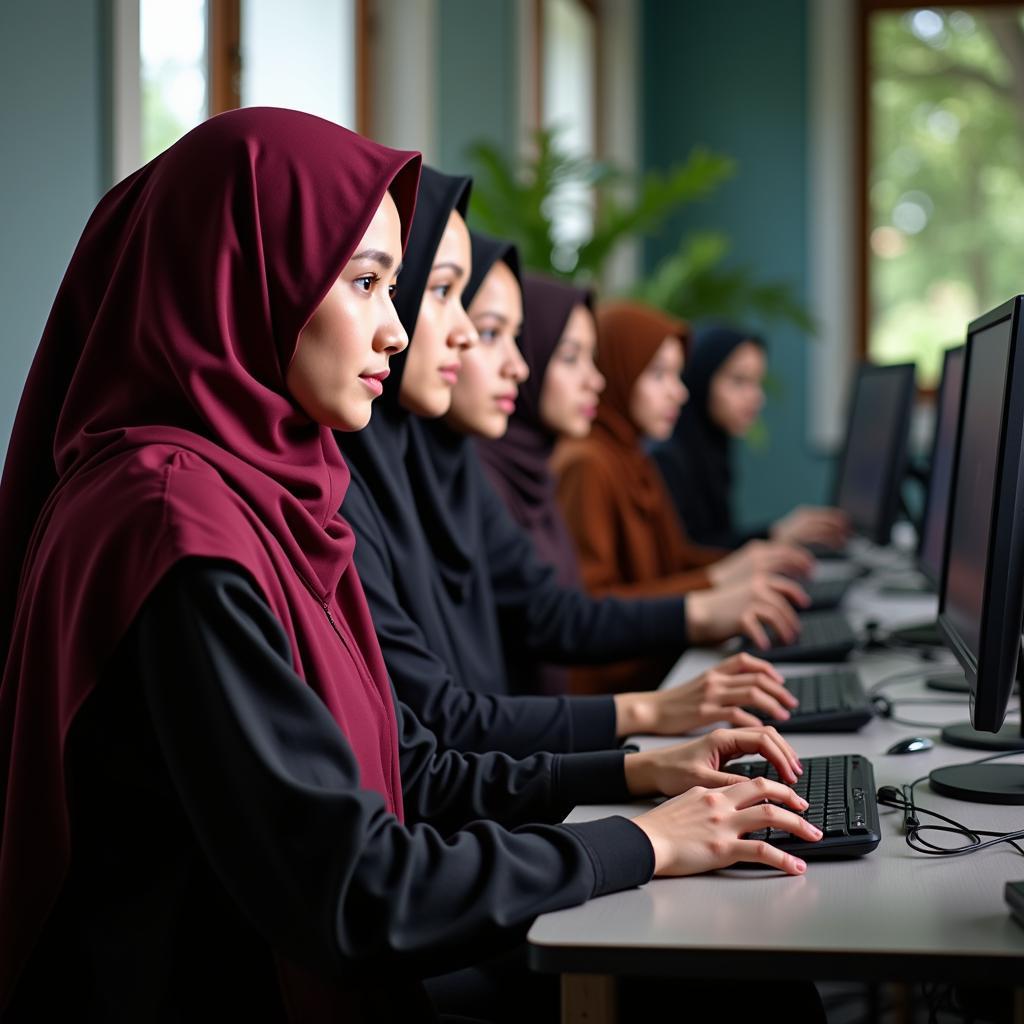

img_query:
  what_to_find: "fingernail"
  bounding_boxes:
[798,796,809,808]
[811,825,822,837]
[795,859,807,873]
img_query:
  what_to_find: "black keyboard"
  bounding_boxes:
[805,542,851,561]
[732,754,881,858]
[754,670,873,732]
[741,611,858,663]
[802,577,853,611]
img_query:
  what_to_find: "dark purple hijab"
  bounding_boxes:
[0,107,420,1011]
[476,273,594,589]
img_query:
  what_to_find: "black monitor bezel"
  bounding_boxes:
[937,295,1024,732]
[832,361,917,545]
[917,344,966,587]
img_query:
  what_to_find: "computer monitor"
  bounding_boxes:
[917,346,965,587]
[833,363,916,545]
[932,296,1024,804]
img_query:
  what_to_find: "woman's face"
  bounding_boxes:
[538,305,605,439]
[446,260,528,439]
[399,210,478,417]
[286,191,407,431]
[628,335,687,441]
[707,340,767,436]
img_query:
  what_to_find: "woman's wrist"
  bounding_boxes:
[614,692,660,737]
[623,750,659,796]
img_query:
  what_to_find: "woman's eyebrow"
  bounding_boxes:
[350,248,398,271]
[473,310,509,324]
[430,260,466,278]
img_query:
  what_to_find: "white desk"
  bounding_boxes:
[528,572,1024,1021]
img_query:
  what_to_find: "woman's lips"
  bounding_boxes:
[495,395,516,414]
[439,365,461,386]
[580,404,598,420]
[359,368,389,397]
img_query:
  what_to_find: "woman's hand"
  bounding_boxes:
[614,653,798,736]
[623,725,802,796]
[632,777,820,876]
[708,539,815,586]
[686,572,808,650]
[771,505,850,548]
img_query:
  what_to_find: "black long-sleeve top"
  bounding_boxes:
[8,560,654,1022]
[343,451,689,759]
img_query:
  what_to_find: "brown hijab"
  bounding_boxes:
[554,300,726,601]
[553,301,727,692]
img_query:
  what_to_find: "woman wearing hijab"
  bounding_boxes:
[553,302,818,693]
[469,271,588,696]
[652,325,849,549]
[475,274,597,598]
[0,111,818,1022]
[341,194,805,751]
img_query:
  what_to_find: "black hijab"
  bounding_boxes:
[476,273,593,589]
[405,233,521,601]
[652,325,767,548]
[338,169,524,695]
[338,166,471,576]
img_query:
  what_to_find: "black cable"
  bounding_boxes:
[877,749,1024,858]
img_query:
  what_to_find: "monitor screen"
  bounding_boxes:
[834,364,915,543]
[943,323,1010,659]
[919,347,965,584]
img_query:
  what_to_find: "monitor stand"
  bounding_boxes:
[925,670,969,693]
[926,671,1019,694]
[930,650,1024,804]
[889,620,941,645]
[877,578,932,597]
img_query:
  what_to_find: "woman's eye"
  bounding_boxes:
[431,283,451,300]
[388,283,398,299]
[479,328,499,344]
[355,275,378,293]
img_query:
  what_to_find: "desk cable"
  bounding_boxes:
[876,749,1024,858]
[867,665,1021,728]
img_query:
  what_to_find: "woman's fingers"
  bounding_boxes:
[752,599,798,644]
[723,684,791,722]
[716,727,801,781]
[717,652,784,682]
[764,574,810,609]
[732,803,822,845]
[727,775,806,811]
[739,610,771,650]
[721,706,765,728]
[731,839,809,876]
[700,769,757,787]
[719,672,798,709]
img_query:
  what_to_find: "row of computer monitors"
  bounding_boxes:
[834,295,1023,740]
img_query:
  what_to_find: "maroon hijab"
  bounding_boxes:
[476,273,594,588]
[0,107,420,1008]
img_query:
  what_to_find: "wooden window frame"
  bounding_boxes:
[208,0,371,134]
[532,0,603,158]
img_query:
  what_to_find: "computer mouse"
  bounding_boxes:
[885,736,934,755]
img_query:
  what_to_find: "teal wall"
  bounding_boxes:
[642,0,833,529]
[436,0,519,175]
[0,0,108,461]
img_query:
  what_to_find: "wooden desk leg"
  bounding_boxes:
[889,981,912,1024]
[561,973,617,1024]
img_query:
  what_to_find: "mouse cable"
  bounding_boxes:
[876,749,1024,857]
